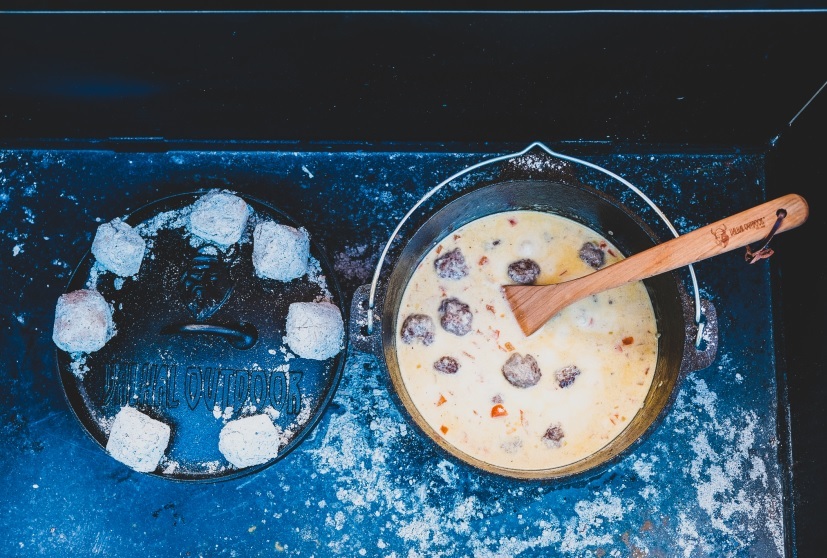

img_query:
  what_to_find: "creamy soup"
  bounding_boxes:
[395,210,658,470]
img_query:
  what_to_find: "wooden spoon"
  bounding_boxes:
[504,193,809,336]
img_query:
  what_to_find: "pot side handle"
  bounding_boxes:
[349,284,383,357]
[680,296,718,374]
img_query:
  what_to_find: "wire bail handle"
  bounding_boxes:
[367,141,707,348]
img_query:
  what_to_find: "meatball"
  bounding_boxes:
[542,423,565,448]
[501,353,542,388]
[555,365,581,388]
[400,314,435,346]
[507,258,541,284]
[433,356,460,374]
[438,297,473,336]
[434,248,469,280]
[579,241,605,269]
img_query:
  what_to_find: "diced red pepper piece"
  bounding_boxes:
[440,425,449,434]
[622,336,634,345]
[478,255,489,266]
[491,404,508,418]
[436,394,447,406]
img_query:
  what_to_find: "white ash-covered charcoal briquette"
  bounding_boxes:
[105,406,171,473]
[285,301,345,360]
[218,414,281,468]
[52,289,116,354]
[252,221,310,281]
[91,218,146,277]
[188,190,250,246]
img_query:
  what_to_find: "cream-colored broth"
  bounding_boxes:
[395,210,658,470]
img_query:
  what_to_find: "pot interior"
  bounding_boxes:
[382,179,686,479]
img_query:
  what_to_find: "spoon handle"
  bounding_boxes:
[507,194,809,336]
[559,193,809,303]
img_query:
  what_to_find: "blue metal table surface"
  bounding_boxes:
[0,146,785,557]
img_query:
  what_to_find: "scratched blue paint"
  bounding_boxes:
[0,147,784,556]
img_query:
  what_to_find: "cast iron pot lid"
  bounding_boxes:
[55,191,347,482]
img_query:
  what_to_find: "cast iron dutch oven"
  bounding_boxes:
[56,191,347,482]
[350,177,718,480]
